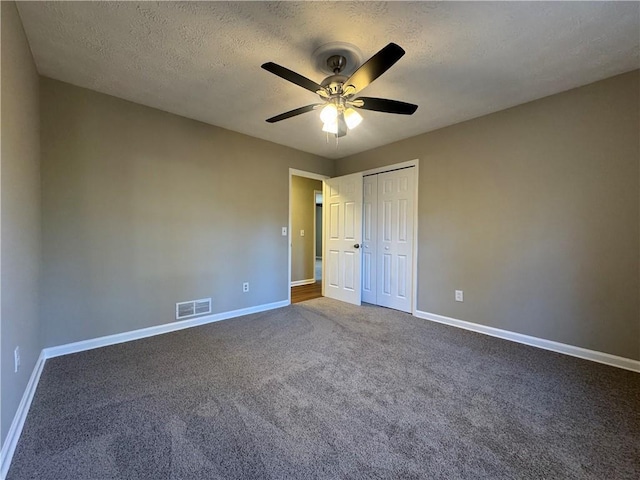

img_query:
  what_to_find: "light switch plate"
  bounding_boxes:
[300,229,305,236]
[282,227,287,236]
[14,346,20,373]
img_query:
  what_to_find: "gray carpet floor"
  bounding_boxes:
[7,298,640,479]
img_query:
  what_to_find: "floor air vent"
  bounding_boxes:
[176,298,211,320]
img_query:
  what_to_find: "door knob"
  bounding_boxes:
[354,244,360,249]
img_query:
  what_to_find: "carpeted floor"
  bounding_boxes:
[7,298,640,479]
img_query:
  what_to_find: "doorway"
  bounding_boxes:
[289,169,329,304]
[314,190,323,282]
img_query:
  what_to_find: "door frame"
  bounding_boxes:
[313,189,323,277]
[288,169,330,305]
[360,159,419,314]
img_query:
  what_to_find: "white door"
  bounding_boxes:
[323,173,363,305]
[362,175,377,304]
[377,168,415,312]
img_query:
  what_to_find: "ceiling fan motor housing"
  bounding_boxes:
[320,74,349,96]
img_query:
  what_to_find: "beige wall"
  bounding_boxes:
[1,1,42,444]
[337,70,640,360]
[40,78,334,348]
[291,176,322,283]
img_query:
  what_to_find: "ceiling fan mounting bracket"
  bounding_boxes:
[327,54,347,74]
[312,42,362,77]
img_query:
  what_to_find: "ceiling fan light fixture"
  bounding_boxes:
[322,120,339,134]
[320,103,338,124]
[344,108,363,129]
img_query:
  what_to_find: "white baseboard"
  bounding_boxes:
[0,299,290,478]
[1,351,46,480]
[44,300,290,359]
[414,310,640,373]
[290,278,316,287]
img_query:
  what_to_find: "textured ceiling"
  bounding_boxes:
[16,1,640,159]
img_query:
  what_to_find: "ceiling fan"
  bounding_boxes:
[261,43,418,138]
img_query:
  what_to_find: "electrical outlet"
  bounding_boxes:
[243,282,249,293]
[455,290,464,302]
[300,229,305,237]
[14,346,20,373]
[281,227,287,236]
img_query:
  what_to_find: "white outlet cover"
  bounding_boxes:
[455,290,464,302]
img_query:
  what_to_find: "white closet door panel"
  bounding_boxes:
[323,173,363,306]
[362,175,377,304]
[376,168,415,313]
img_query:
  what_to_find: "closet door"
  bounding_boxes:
[323,172,363,306]
[376,168,414,312]
[362,175,378,304]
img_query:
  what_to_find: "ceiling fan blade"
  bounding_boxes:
[266,104,320,123]
[261,62,323,94]
[356,97,418,115]
[343,43,405,96]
